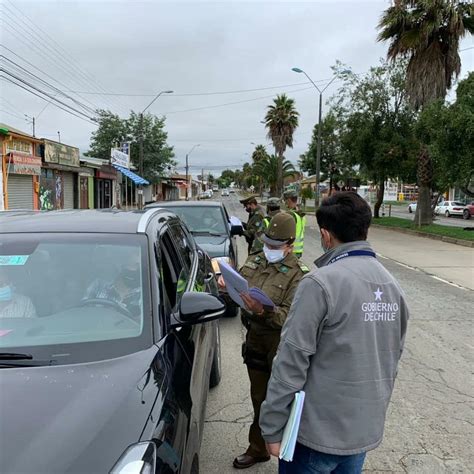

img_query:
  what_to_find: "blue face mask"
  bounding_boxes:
[0,285,12,302]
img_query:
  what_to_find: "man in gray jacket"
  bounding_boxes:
[260,192,409,473]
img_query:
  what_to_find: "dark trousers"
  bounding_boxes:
[246,367,271,457]
[279,443,366,474]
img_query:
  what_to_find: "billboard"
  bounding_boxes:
[44,140,80,167]
[111,148,130,169]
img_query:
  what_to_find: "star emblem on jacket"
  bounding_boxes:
[374,288,383,301]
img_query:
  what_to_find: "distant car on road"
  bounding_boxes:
[435,201,466,217]
[408,202,417,213]
[146,201,243,317]
[229,188,235,193]
[0,209,224,474]
[221,189,229,197]
[463,201,474,220]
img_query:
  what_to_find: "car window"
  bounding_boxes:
[453,202,465,206]
[165,206,228,235]
[169,223,194,271]
[0,234,152,363]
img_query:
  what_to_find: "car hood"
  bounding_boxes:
[0,346,159,474]
[194,234,230,258]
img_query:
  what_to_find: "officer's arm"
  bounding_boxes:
[259,276,328,444]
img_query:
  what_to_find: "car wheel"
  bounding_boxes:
[463,209,471,220]
[209,323,222,388]
[225,304,240,318]
[445,210,450,217]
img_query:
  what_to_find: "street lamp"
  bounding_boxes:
[291,67,350,210]
[186,144,200,201]
[138,90,173,208]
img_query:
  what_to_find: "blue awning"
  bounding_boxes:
[113,164,149,185]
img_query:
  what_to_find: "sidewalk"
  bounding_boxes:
[304,214,474,291]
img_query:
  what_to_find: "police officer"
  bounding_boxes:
[263,197,281,229]
[231,212,309,469]
[240,195,265,254]
[283,189,306,258]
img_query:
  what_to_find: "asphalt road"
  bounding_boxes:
[384,206,473,229]
[200,194,473,474]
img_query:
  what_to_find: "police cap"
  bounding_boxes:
[261,212,296,246]
[239,195,258,205]
[267,197,281,209]
[283,189,298,199]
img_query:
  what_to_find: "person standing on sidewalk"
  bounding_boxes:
[260,192,409,474]
[283,190,306,258]
[223,212,309,470]
[240,195,265,254]
[263,197,281,228]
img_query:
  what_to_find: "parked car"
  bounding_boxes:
[146,201,243,317]
[229,188,235,193]
[0,209,224,474]
[435,201,466,217]
[221,189,230,197]
[408,202,417,213]
[463,201,474,220]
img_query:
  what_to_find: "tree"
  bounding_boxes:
[251,144,270,196]
[333,59,417,217]
[264,94,299,195]
[378,0,473,225]
[87,110,175,184]
[254,154,297,195]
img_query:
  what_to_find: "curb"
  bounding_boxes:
[371,224,474,248]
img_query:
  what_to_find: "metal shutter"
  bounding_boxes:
[7,174,34,210]
[63,172,74,209]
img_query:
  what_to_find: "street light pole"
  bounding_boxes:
[185,144,200,201]
[291,67,350,211]
[138,89,173,209]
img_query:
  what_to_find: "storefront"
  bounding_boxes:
[79,167,94,209]
[0,125,42,210]
[40,140,80,210]
[96,164,117,209]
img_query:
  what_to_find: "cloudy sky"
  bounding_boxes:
[1,0,473,177]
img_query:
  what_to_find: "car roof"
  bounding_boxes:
[147,201,224,208]
[0,209,170,234]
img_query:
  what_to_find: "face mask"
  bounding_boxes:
[245,207,252,213]
[0,285,12,302]
[264,245,285,264]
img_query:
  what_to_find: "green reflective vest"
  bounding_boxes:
[289,211,306,256]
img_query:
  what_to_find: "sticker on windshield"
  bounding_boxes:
[0,255,29,266]
[0,330,13,337]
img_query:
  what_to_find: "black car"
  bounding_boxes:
[0,209,225,474]
[146,201,243,317]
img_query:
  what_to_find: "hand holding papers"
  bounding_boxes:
[279,391,305,462]
[217,259,275,311]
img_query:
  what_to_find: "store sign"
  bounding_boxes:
[111,148,130,169]
[44,141,80,167]
[79,167,95,177]
[6,139,33,155]
[8,153,41,175]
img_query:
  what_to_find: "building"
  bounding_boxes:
[0,123,42,210]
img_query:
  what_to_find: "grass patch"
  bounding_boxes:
[373,217,474,241]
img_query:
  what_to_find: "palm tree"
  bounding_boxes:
[378,0,473,225]
[264,94,299,196]
[251,144,269,196]
[254,154,297,195]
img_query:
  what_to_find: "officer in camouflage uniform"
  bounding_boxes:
[240,195,265,254]
[263,197,281,229]
[232,212,309,469]
[283,189,306,258]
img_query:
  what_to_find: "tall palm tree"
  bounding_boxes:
[251,144,269,196]
[378,0,473,225]
[254,154,297,195]
[264,94,299,195]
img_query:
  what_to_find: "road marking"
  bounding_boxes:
[376,252,469,291]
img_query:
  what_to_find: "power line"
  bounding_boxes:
[0,9,126,115]
[1,75,98,126]
[3,0,130,114]
[0,108,26,120]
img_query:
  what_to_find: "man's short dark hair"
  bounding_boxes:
[316,192,372,242]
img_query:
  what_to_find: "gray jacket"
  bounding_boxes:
[260,241,409,455]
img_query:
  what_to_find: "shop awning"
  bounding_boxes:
[113,164,149,185]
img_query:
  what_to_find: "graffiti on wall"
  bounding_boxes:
[40,170,64,210]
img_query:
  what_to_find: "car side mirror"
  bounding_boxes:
[169,292,225,329]
[230,224,244,236]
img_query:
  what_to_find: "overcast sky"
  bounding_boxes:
[1,0,473,177]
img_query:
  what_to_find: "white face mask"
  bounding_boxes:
[264,245,285,263]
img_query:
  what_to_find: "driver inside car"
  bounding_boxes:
[0,268,37,319]
[83,253,142,319]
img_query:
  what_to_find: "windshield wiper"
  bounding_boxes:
[191,231,226,237]
[0,352,33,360]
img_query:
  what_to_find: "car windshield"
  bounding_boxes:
[0,234,151,364]
[167,206,228,235]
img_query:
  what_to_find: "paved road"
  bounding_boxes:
[201,194,473,473]
[387,206,473,229]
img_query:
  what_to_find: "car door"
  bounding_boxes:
[222,204,238,267]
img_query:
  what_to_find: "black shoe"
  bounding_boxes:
[233,453,271,469]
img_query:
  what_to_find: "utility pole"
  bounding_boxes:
[57,131,61,143]
[185,144,200,200]
[32,117,35,138]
